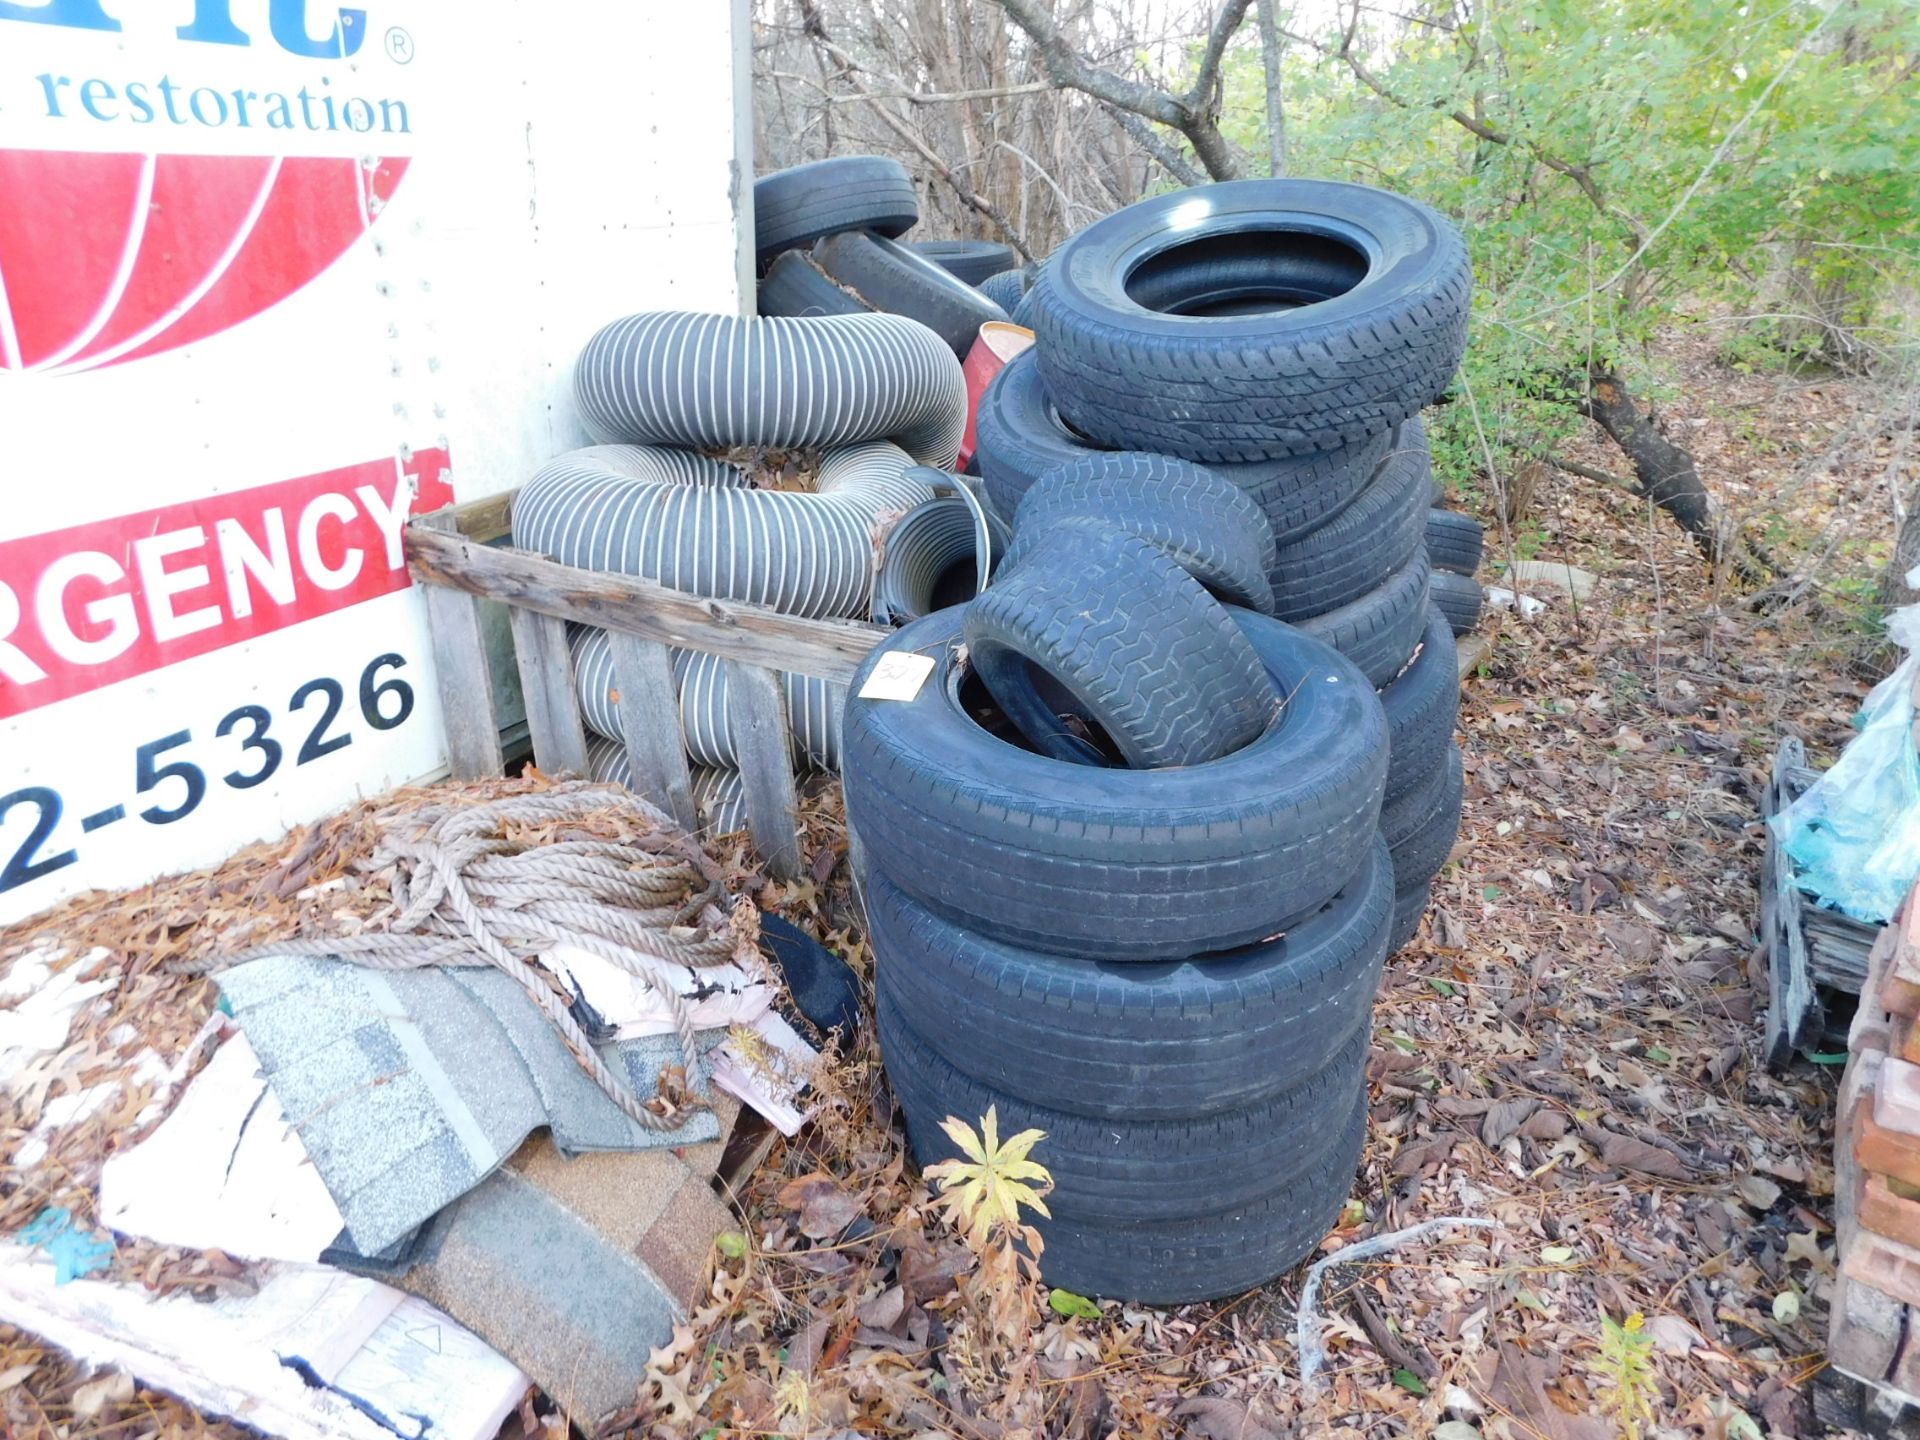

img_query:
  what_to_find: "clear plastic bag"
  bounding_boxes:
[1771,603,1920,924]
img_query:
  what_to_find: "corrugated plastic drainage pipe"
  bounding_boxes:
[873,494,1010,625]
[572,311,969,469]
[586,737,747,835]
[514,441,936,620]
[570,627,843,772]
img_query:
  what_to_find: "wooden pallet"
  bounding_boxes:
[404,495,887,879]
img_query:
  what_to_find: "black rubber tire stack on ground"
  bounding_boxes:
[1424,506,1487,636]
[848,434,1408,1302]
[848,177,1476,1302]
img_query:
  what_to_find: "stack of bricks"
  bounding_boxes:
[1827,886,1920,1431]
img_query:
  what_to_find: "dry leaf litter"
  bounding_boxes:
[1,333,1914,1438]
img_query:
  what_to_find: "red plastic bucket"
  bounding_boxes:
[958,321,1035,472]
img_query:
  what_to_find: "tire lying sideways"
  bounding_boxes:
[965,522,1280,769]
[757,249,871,320]
[1029,178,1472,461]
[1266,437,1430,621]
[868,837,1392,1121]
[880,989,1368,1223]
[815,230,1010,357]
[1380,606,1458,809]
[1003,451,1276,613]
[843,606,1388,960]
[908,238,1018,285]
[753,155,918,268]
[1426,507,1486,576]
[1430,568,1485,636]
[1297,553,1432,689]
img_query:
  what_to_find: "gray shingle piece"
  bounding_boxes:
[219,955,724,1255]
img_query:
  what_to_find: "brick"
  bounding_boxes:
[1866,1174,1920,1252]
[1882,1059,1920,1138]
[1847,1228,1920,1311]
[1860,1111,1920,1191]
[1862,927,1902,1046]
[1848,1050,1891,1136]
[1889,920,1920,1018]
[1832,1271,1906,1384]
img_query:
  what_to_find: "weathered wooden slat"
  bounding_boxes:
[407,524,885,683]
[419,492,514,545]
[417,513,504,780]
[606,632,699,833]
[724,660,801,880]
[508,607,591,776]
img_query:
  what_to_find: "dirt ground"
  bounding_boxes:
[1,329,1913,1438]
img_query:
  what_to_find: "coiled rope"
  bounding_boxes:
[178,783,761,1132]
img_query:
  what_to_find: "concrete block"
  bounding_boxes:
[1832,1271,1905,1384]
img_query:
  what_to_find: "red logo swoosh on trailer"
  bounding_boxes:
[0,149,407,374]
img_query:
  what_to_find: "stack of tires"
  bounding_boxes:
[976,177,1474,952]
[845,457,1394,1302]
[1426,504,1487,636]
[753,155,1014,358]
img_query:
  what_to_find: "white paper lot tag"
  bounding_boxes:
[858,652,936,702]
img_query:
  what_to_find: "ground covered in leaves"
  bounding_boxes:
[0,332,1912,1438]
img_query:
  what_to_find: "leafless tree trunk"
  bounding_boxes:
[989,0,1254,181]
[1256,0,1288,176]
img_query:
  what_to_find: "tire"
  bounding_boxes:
[815,230,1011,357]
[1383,743,1464,891]
[1298,554,1432,689]
[867,838,1391,1121]
[1028,1090,1366,1303]
[1267,437,1430,621]
[1011,284,1040,328]
[1426,508,1485,576]
[1029,178,1473,461]
[1380,606,1458,809]
[753,156,918,268]
[975,349,1113,521]
[1389,881,1430,951]
[881,990,1369,1224]
[1003,452,1276,612]
[846,608,1387,959]
[975,350,1398,540]
[909,238,1018,285]
[1431,569,1484,636]
[758,249,871,319]
[964,523,1279,769]
[978,268,1029,313]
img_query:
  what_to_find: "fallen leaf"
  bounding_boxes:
[1736,1174,1782,1211]
[857,1284,906,1331]
[1477,1343,1613,1440]
[1432,1424,1482,1440]
[775,1172,862,1240]
[1784,1229,1833,1274]
[1541,1245,1575,1264]
[1645,1314,1705,1354]
[0,1364,36,1392]
[71,1370,133,1421]
[1481,1098,1542,1148]
[1173,1395,1285,1440]
[1773,1289,1801,1325]
[1598,1132,1691,1180]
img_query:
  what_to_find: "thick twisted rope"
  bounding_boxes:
[180,783,762,1132]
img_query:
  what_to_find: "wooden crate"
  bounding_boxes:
[405,495,887,878]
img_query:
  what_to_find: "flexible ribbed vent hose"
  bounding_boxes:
[570,627,843,772]
[585,737,747,835]
[572,311,968,468]
[514,441,934,620]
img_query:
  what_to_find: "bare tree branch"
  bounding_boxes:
[1114,108,1207,187]
[991,0,1253,181]
[1256,0,1289,176]
[798,1,1037,260]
